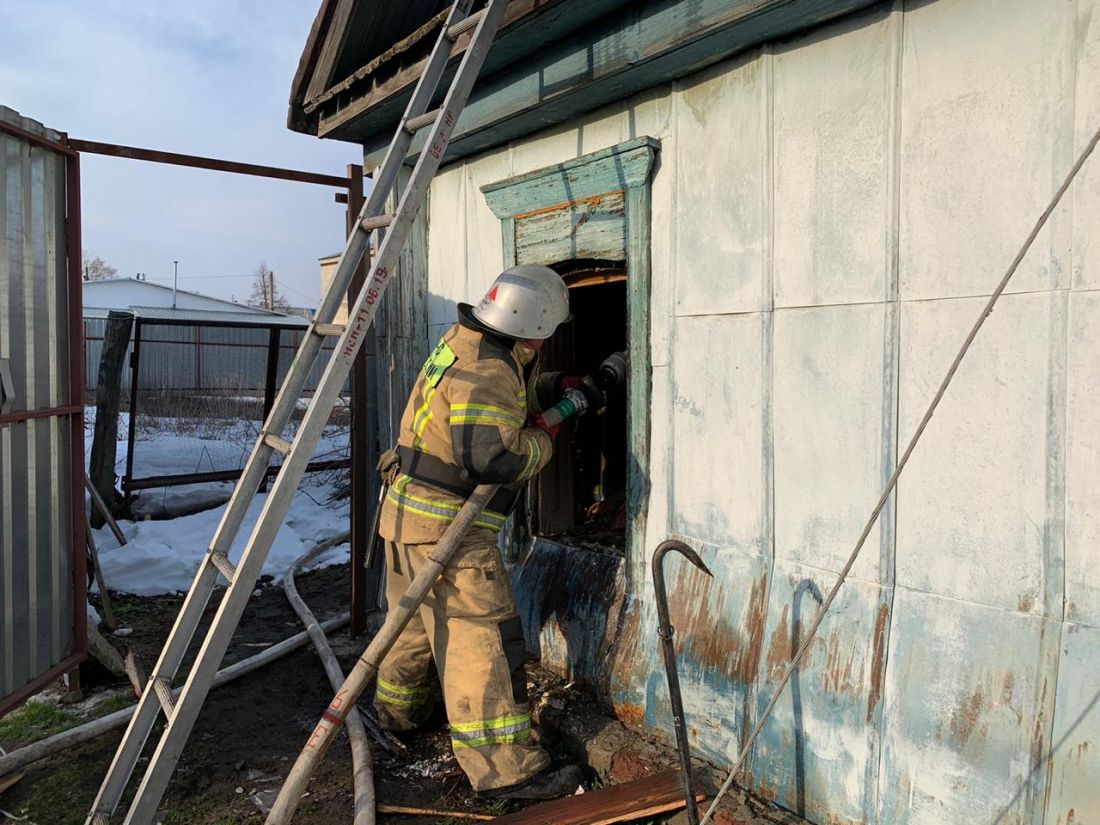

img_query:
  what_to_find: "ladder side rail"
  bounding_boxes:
[85,566,220,822]
[118,3,505,821]
[187,0,479,620]
[90,4,481,817]
[183,0,481,600]
[307,0,479,332]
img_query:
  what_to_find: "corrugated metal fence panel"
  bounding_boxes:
[84,319,350,394]
[0,109,76,701]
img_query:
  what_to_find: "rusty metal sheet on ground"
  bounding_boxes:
[490,769,699,825]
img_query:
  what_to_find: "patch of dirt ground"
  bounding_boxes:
[1,565,524,825]
[0,562,803,825]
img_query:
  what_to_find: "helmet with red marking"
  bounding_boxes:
[471,264,571,340]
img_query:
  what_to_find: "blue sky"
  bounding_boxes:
[0,1,360,307]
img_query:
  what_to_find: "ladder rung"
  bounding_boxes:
[313,323,345,337]
[153,677,175,720]
[264,433,293,455]
[447,8,484,40]
[404,108,441,134]
[208,552,236,582]
[360,213,393,232]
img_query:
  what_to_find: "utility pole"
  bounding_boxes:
[172,260,179,308]
[268,268,275,311]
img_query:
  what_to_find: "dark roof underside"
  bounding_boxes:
[290,0,886,165]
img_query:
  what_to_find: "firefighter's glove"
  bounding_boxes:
[377,447,401,485]
[532,414,560,440]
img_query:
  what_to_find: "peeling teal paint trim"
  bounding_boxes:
[481,137,660,218]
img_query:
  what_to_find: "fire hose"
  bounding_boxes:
[282,533,375,825]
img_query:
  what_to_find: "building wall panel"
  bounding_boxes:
[463,151,509,296]
[1045,622,1100,825]
[670,313,765,552]
[879,588,1055,825]
[898,0,1075,301]
[772,10,892,309]
[753,569,888,824]
[1072,0,1100,292]
[1065,290,1100,628]
[896,292,1063,616]
[773,303,891,583]
[648,546,770,764]
[673,56,766,317]
[427,163,468,330]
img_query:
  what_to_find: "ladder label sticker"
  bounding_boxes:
[422,340,457,388]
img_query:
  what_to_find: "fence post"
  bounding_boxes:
[88,311,134,525]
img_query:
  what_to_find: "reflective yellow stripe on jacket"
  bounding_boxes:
[386,475,508,532]
[449,402,525,428]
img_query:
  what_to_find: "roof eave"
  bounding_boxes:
[293,0,885,166]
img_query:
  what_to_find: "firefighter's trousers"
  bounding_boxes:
[373,528,550,792]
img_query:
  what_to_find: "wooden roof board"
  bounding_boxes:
[290,0,447,129]
[334,0,447,85]
[293,0,630,135]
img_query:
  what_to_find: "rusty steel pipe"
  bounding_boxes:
[653,539,712,825]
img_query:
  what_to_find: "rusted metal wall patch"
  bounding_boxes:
[752,573,888,824]
[878,590,1058,824]
[1045,623,1100,825]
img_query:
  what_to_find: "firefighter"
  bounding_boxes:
[373,264,590,800]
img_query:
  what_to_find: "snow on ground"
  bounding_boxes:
[86,406,351,595]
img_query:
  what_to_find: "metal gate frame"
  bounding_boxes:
[0,117,87,716]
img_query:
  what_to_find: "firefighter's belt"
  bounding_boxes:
[396,445,521,515]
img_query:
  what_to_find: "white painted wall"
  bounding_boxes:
[418,1,1100,822]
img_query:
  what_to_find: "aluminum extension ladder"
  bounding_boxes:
[86,2,509,821]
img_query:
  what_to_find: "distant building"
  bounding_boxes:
[82,276,293,320]
[82,277,310,394]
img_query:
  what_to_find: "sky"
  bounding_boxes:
[0,0,361,308]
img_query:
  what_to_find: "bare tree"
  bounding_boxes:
[83,253,119,281]
[247,261,289,310]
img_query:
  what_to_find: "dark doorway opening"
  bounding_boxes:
[533,261,628,552]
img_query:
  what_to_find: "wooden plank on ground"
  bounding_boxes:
[490,769,701,825]
[0,770,24,794]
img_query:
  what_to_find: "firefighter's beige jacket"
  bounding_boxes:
[379,314,554,544]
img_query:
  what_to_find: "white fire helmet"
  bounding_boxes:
[471,264,571,340]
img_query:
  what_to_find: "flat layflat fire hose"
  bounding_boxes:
[283,532,376,825]
[266,483,500,824]
[700,122,1100,824]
